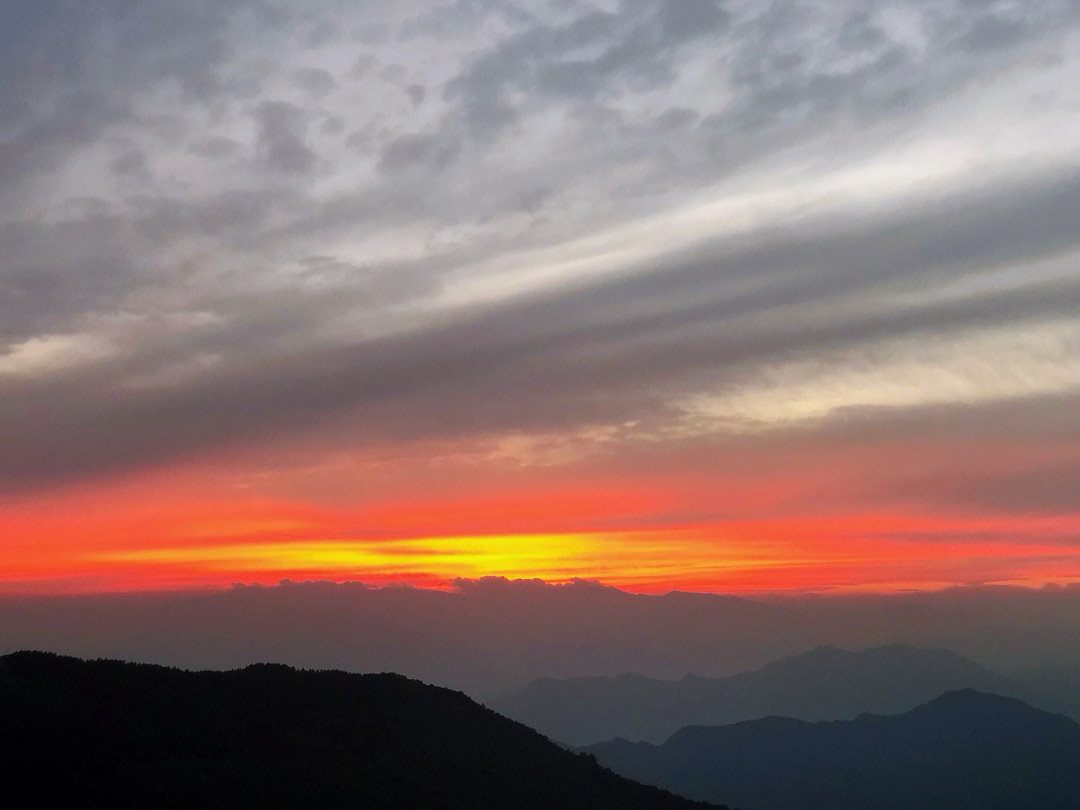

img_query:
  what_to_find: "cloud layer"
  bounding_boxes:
[2,2,1079,592]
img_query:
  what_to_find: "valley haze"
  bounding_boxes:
[5,578,1080,702]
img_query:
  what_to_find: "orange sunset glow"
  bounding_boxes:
[5,444,1080,594]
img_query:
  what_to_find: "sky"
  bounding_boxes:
[2,0,1080,596]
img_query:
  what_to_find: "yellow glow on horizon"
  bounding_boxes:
[95,531,778,584]
[6,461,1080,595]
[82,526,1080,595]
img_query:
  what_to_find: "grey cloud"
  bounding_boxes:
[462,101,517,137]
[3,0,1080,497]
[836,11,887,52]
[653,107,698,130]
[926,456,1080,516]
[293,67,337,98]
[0,92,126,190]
[4,163,1080,491]
[427,0,1063,185]
[135,188,302,251]
[377,132,460,174]
[726,25,917,134]
[0,216,139,343]
[399,0,537,41]
[255,100,317,173]
[654,0,728,41]
[347,54,377,78]
[446,1,727,109]
[110,148,148,177]
[0,1,248,214]
[305,19,340,48]
[354,20,393,45]
[959,14,1027,51]
[188,136,242,159]
[321,116,345,135]
[483,168,1080,380]
[712,0,1073,145]
[0,1,239,122]
[295,255,433,303]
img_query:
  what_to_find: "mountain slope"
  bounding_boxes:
[1007,661,1080,720]
[495,643,1007,745]
[587,690,1080,810]
[0,651,725,810]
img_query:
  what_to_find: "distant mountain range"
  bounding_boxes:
[587,689,1080,810]
[0,652,725,810]
[494,643,1080,745]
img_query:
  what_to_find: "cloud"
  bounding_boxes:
[0,332,115,376]
[959,13,1028,52]
[0,216,140,343]
[3,152,1080,491]
[293,67,337,98]
[255,100,317,173]
[378,132,460,174]
[1,0,1078,497]
[676,318,1080,431]
[447,0,730,105]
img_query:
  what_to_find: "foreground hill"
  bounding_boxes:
[587,690,1080,810]
[496,644,1007,745]
[0,652,725,810]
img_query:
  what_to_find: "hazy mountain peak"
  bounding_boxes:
[496,643,1010,746]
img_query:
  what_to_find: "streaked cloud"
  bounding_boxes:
[677,318,1080,430]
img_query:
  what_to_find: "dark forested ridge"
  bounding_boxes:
[0,651,725,810]
[587,689,1080,810]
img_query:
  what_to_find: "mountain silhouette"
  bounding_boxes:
[587,689,1080,810]
[0,651,726,810]
[1007,660,1080,720]
[495,643,1009,745]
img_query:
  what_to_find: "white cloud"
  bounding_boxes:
[677,318,1080,431]
[0,333,115,376]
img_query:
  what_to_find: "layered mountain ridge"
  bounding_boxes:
[586,688,1080,810]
